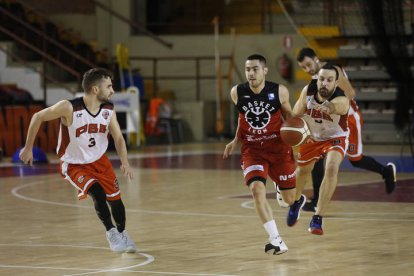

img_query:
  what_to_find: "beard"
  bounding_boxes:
[97,91,112,102]
[318,87,334,98]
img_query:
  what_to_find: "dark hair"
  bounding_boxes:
[320,62,339,80]
[82,68,113,93]
[297,47,317,62]
[246,54,267,66]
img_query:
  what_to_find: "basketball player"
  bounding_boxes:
[289,63,350,235]
[19,68,136,253]
[223,54,302,254]
[297,47,397,211]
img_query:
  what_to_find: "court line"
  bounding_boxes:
[0,243,154,275]
[11,180,414,222]
[0,243,236,276]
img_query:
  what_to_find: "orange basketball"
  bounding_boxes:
[280,117,311,147]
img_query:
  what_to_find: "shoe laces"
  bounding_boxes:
[312,215,322,225]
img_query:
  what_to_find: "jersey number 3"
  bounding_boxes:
[88,138,96,147]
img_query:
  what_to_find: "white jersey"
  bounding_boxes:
[57,97,113,164]
[303,82,349,141]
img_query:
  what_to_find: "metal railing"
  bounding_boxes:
[127,55,239,101]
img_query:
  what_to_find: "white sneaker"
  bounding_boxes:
[121,230,137,253]
[265,236,288,255]
[106,228,126,253]
[274,182,289,208]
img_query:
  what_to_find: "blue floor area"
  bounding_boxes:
[341,155,414,172]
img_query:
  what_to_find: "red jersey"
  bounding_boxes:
[236,81,288,152]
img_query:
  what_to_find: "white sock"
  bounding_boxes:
[263,220,279,241]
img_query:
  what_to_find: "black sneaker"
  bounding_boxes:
[265,236,288,255]
[302,198,317,212]
[383,162,397,194]
[287,195,306,226]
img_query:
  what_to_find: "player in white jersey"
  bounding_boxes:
[296,48,396,212]
[19,68,136,253]
[288,63,350,235]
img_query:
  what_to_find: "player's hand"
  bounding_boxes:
[19,147,33,166]
[223,139,237,159]
[120,163,134,181]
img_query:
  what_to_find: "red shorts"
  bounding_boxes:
[347,110,363,161]
[60,154,120,201]
[240,144,296,189]
[297,136,348,166]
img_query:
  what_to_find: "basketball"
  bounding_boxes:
[280,117,311,147]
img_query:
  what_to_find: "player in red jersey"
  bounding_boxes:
[223,54,303,255]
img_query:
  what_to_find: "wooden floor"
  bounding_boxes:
[0,142,413,276]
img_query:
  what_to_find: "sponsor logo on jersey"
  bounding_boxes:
[114,179,119,189]
[78,176,85,183]
[306,108,333,122]
[279,172,295,181]
[75,123,108,137]
[268,93,275,100]
[102,110,110,120]
[241,100,276,131]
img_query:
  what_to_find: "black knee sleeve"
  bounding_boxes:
[88,183,114,231]
[108,199,126,233]
[311,159,324,200]
[350,156,385,175]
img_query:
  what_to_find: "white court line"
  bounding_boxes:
[66,270,237,276]
[0,243,236,276]
[0,150,226,167]
[11,180,414,222]
[0,243,154,274]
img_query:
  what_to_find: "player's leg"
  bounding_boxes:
[88,183,115,231]
[61,162,126,253]
[88,183,126,253]
[242,151,288,255]
[96,155,136,253]
[286,162,311,226]
[309,149,344,235]
[249,180,288,255]
[108,199,136,253]
[348,112,396,193]
[303,158,324,212]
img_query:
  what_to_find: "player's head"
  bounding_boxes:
[245,54,268,88]
[297,47,320,76]
[317,63,338,98]
[82,68,114,102]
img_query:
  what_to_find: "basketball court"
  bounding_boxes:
[0,142,413,275]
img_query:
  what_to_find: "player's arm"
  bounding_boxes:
[223,85,239,159]
[109,110,134,180]
[321,96,350,115]
[19,100,72,165]
[335,65,356,99]
[279,84,293,120]
[292,85,308,117]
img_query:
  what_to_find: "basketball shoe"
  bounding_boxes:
[121,230,137,253]
[106,228,127,253]
[383,162,397,194]
[302,197,317,212]
[265,235,288,255]
[287,194,306,226]
[308,215,323,235]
